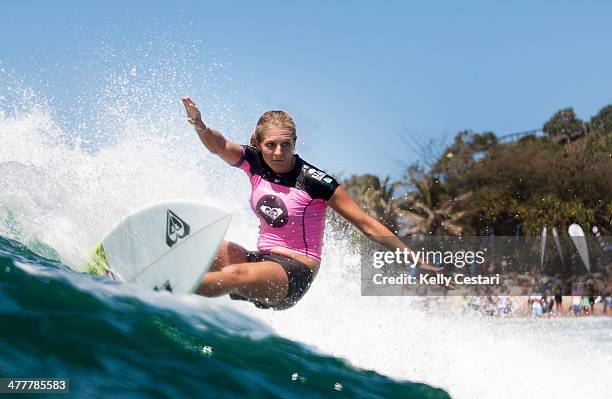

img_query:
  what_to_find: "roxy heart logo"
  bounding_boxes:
[256,195,288,228]
[166,209,191,247]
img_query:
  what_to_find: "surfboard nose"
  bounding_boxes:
[86,199,232,294]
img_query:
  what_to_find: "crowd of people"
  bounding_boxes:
[463,294,517,316]
[460,294,612,317]
[454,256,612,317]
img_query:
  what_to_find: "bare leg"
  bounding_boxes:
[208,241,249,272]
[197,261,289,307]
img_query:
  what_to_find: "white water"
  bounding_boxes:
[1,69,611,399]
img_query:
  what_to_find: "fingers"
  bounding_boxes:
[181,97,202,127]
[182,96,197,107]
[181,98,190,111]
[181,97,197,110]
[181,98,201,116]
[181,98,194,111]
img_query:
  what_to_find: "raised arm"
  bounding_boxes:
[181,97,243,165]
[328,186,442,274]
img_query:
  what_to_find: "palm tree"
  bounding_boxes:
[397,174,471,236]
[342,174,402,234]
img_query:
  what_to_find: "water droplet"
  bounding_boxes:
[201,346,213,356]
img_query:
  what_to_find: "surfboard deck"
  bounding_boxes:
[86,200,231,294]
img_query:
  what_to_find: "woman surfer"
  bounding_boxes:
[182,96,442,310]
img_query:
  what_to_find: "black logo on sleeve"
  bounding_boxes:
[166,209,191,247]
[256,195,288,228]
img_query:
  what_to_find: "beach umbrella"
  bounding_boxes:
[569,223,590,272]
[540,226,547,268]
[552,227,565,266]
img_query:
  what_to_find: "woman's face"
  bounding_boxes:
[257,127,296,174]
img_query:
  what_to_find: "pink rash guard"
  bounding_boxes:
[232,145,339,261]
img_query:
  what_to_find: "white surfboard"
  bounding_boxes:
[85,200,232,294]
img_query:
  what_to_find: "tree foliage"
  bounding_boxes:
[453,136,611,234]
[590,104,612,134]
[339,103,611,238]
[397,168,470,236]
[542,107,583,138]
[341,174,402,233]
[431,130,497,183]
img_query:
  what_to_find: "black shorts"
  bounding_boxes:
[229,251,315,311]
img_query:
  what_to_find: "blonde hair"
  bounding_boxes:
[249,111,297,147]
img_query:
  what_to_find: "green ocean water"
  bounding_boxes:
[0,236,450,399]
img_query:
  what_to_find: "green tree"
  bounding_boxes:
[447,133,610,234]
[461,187,519,235]
[341,174,402,233]
[432,130,497,181]
[542,107,583,139]
[397,165,470,236]
[516,194,595,235]
[590,104,612,134]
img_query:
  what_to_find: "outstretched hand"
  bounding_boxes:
[181,96,203,127]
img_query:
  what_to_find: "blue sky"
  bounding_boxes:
[1,1,612,179]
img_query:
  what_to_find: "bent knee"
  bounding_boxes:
[216,241,247,262]
[211,241,248,272]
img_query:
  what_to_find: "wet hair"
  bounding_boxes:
[249,111,297,148]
